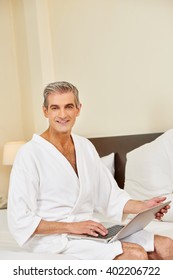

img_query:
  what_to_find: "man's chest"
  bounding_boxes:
[63,150,78,175]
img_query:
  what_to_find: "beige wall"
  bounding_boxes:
[1,0,173,198]
[48,0,173,137]
[0,0,24,199]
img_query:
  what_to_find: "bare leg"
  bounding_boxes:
[114,242,148,260]
[148,235,173,260]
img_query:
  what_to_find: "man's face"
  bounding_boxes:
[43,91,81,134]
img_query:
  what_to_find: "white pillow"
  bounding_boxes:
[101,153,115,176]
[124,129,173,221]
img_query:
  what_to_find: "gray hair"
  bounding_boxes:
[43,81,80,108]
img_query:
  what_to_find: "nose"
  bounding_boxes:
[58,108,66,118]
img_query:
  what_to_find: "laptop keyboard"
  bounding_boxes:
[96,224,124,239]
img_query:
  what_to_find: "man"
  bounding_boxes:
[8,81,173,260]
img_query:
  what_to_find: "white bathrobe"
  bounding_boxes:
[7,134,154,259]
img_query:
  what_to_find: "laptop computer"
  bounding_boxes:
[68,200,171,243]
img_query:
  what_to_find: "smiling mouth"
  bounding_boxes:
[56,120,69,125]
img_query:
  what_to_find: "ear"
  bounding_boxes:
[42,106,48,118]
[76,103,82,117]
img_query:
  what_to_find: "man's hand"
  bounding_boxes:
[67,220,108,237]
[123,196,170,220]
[144,197,170,220]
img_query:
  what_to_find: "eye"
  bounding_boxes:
[66,104,74,109]
[51,106,58,110]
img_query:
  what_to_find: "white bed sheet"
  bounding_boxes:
[0,209,173,260]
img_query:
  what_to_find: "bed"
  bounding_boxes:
[0,132,173,259]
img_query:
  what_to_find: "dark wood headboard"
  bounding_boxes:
[89,132,162,188]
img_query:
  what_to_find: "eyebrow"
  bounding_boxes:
[49,103,75,108]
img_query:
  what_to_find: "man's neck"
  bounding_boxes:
[40,128,77,174]
[40,128,72,150]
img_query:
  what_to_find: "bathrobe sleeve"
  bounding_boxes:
[90,144,131,223]
[7,148,42,246]
[96,163,131,222]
